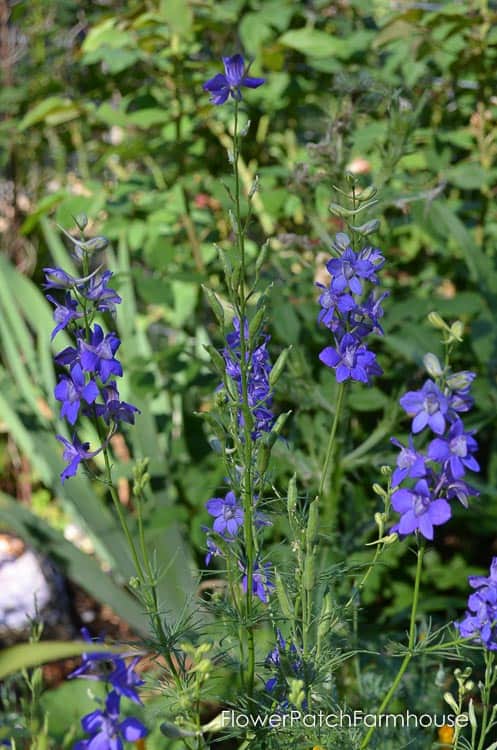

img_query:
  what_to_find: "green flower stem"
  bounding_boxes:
[231,99,257,699]
[318,382,346,522]
[476,650,496,750]
[360,539,425,750]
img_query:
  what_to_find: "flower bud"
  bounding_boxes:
[450,320,464,342]
[334,232,350,251]
[74,213,88,231]
[423,353,443,377]
[428,311,450,330]
[350,219,381,236]
[443,692,458,712]
[446,371,475,391]
[81,236,109,253]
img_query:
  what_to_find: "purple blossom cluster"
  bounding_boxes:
[264,630,308,709]
[390,371,479,541]
[204,489,273,604]
[222,316,274,440]
[203,53,264,105]
[318,236,386,384]
[44,255,139,482]
[70,628,147,749]
[457,558,497,650]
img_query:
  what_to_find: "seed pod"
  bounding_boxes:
[287,474,298,516]
[269,346,292,387]
[303,554,315,591]
[249,306,266,340]
[275,570,293,619]
[203,345,226,377]
[306,499,320,549]
[255,241,269,275]
[202,285,224,327]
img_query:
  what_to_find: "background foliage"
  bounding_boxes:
[1,0,497,745]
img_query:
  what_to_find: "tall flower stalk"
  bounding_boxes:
[203,55,270,699]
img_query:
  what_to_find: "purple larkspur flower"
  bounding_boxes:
[446,478,479,509]
[79,324,123,382]
[456,558,497,650]
[75,691,147,750]
[428,419,479,479]
[391,436,427,487]
[86,270,122,314]
[242,561,274,603]
[56,434,100,483]
[203,54,265,105]
[351,289,390,337]
[205,536,225,566]
[319,333,382,383]
[54,364,99,425]
[222,317,274,439]
[108,656,144,705]
[91,381,140,426]
[326,247,376,296]
[46,292,83,340]
[68,628,109,680]
[316,283,356,330]
[206,490,244,537]
[400,379,448,435]
[391,479,451,540]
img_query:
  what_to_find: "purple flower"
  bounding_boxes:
[456,558,497,650]
[428,419,479,479]
[92,381,140,426]
[54,364,99,425]
[222,317,274,439]
[108,656,144,705]
[400,380,448,435]
[326,247,376,296]
[56,434,100,483]
[391,479,451,540]
[46,292,82,340]
[391,436,427,487]
[206,491,244,537]
[79,324,123,382]
[446,478,479,509]
[242,561,274,603]
[316,283,356,329]
[75,691,147,750]
[319,333,382,383]
[68,628,109,680]
[86,270,122,314]
[203,54,265,105]
[205,536,225,566]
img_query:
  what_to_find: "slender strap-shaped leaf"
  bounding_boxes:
[0,640,126,680]
[0,492,148,635]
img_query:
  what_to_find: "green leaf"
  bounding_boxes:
[0,640,123,680]
[279,27,373,59]
[19,97,80,131]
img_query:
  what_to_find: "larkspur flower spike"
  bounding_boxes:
[203,53,265,105]
[44,226,140,483]
[390,365,479,541]
[457,558,497,650]
[318,236,386,385]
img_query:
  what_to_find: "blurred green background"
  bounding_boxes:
[1,0,497,741]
